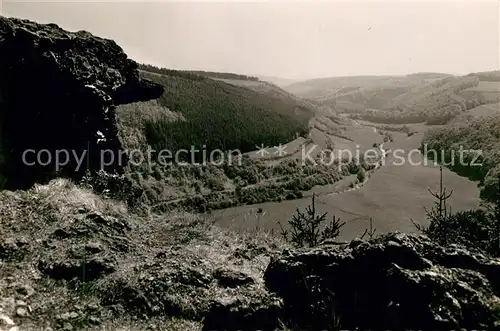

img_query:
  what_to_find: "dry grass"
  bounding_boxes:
[32,178,127,216]
[92,317,202,331]
[0,179,288,330]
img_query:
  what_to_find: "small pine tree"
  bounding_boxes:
[426,166,453,220]
[360,217,377,240]
[412,166,453,244]
[278,193,346,248]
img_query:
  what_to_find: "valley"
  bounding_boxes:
[196,73,500,239]
[128,66,498,241]
[208,119,482,241]
[0,8,499,331]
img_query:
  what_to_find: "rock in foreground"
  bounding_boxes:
[0,16,164,189]
[264,232,500,330]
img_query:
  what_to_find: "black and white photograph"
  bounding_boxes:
[0,0,499,330]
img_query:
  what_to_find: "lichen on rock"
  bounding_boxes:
[264,232,500,330]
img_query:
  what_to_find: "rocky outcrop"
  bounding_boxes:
[202,295,283,331]
[36,211,132,282]
[264,232,500,330]
[0,16,164,189]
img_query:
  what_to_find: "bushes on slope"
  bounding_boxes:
[414,167,500,257]
[422,115,500,202]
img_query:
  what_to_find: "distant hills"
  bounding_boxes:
[139,63,260,82]
[258,76,302,88]
[467,70,500,82]
[282,71,500,125]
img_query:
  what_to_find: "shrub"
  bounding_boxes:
[207,177,225,191]
[347,163,361,175]
[278,194,346,248]
[356,169,366,183]
[80,170,145,207]
[413,169,500,256]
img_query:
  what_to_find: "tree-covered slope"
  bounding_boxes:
[137,68,315,158]
[285,72,500,125]
[139,63,260,81]
[422,114,500,201]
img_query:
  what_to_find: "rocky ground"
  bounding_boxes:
[2,179,500,330]
[265,234,500,330]
[0,179,285,331]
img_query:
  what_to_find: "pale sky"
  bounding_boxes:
[2,1,499,79]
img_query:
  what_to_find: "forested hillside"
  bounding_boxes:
[468,70,500,82]
[286,72,500,125]
[137,68,314,158]
[354,76,482,124]
[422,114,500,201]
[139,63,260,81]
[214,77,322,114]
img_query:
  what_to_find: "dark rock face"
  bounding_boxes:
[37,211,132,281]
[202,295,284,331]
[38,256,116,281]
[213,267,255,288]
[264,233,500,330]
[0,237,29,262]
[101,262,217,319]
[0,16,164,189]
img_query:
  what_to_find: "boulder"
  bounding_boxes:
[264,232,500,330]
[38,256,116,281]
[0,16,164,189]
[202,295,284,331]
[213,267,255,288]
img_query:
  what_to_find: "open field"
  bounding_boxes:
[451,102,500,123]
[207,126,481,241]
[244,113,383,163]
[459,81,500,103]
[466,81,500,92]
